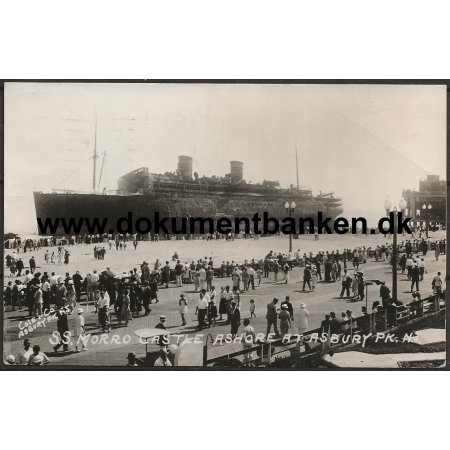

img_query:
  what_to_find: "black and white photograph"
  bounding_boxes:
[2,82,447,369]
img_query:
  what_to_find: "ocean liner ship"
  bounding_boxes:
[33,153,344,235]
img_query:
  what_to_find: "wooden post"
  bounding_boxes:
[203,342,208,366]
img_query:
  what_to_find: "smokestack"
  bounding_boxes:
[177,155,193,180]
[230,160,243,184]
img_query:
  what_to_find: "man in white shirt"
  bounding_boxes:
[24,270,33,283]
[196,292,208,330]
[201,288,210,304]
[418,258,425,281]
[41,278,51,311]
[224,285,234,322]
[154,348,172,367]
[247,266,256,290]
[50,272,59,286]
[18,338,33,365]
[87,270,100,304]
[27,345,50,366]
[405,257,414,280]
[97,288,111,332]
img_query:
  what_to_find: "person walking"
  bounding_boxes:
[302,265,312,291]
[231,267,241,291]
[162,262,171,288]
[418,258,425,281]
[54,278,67,308]
[410,264,420,292]
[199,266,207,291]
[193,270,200,292]
[98,288,111,332]
[280,296,294,321]
[265,298,280,339]
[120,289,132,326]
[179,294,188,326]
[310,266,317,290]
[224,285,234,323]
[29,256,36,274]
[195,292,208,330]
[206,266,214,292]
[283,263,290,284]
[207,298,218,327]
[218,286,227,321]
[340,269,352,298]
[66,280,77,313]
[53,308,70,353]
[34,284,43,318]
[74,307,87,352]
[139,281,151,316]
[297,303,310,334]
[230,301,240,337]
[174,260,183,287]
[279,304,291,338]
[435,246,440,261]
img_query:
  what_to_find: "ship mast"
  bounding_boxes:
[295,145,299,190]
[98,152,106,190]
[92,117,99,191]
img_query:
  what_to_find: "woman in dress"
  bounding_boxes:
[179,294,188,326]
[279,304,291,338]
[297,303,310,334]
[50,252,55,264]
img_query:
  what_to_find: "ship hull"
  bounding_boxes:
[33,191,344,235]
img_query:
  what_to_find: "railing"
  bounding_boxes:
[204,292,446,366]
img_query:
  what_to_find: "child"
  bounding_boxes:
[249,299,256,318]
[207,300,217,326]
[256,268,263,286]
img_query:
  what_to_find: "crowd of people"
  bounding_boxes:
[3,231,446,366]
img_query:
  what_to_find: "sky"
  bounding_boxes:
[4,82,447,233]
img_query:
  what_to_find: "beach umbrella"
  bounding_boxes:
[134,328,170,354]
